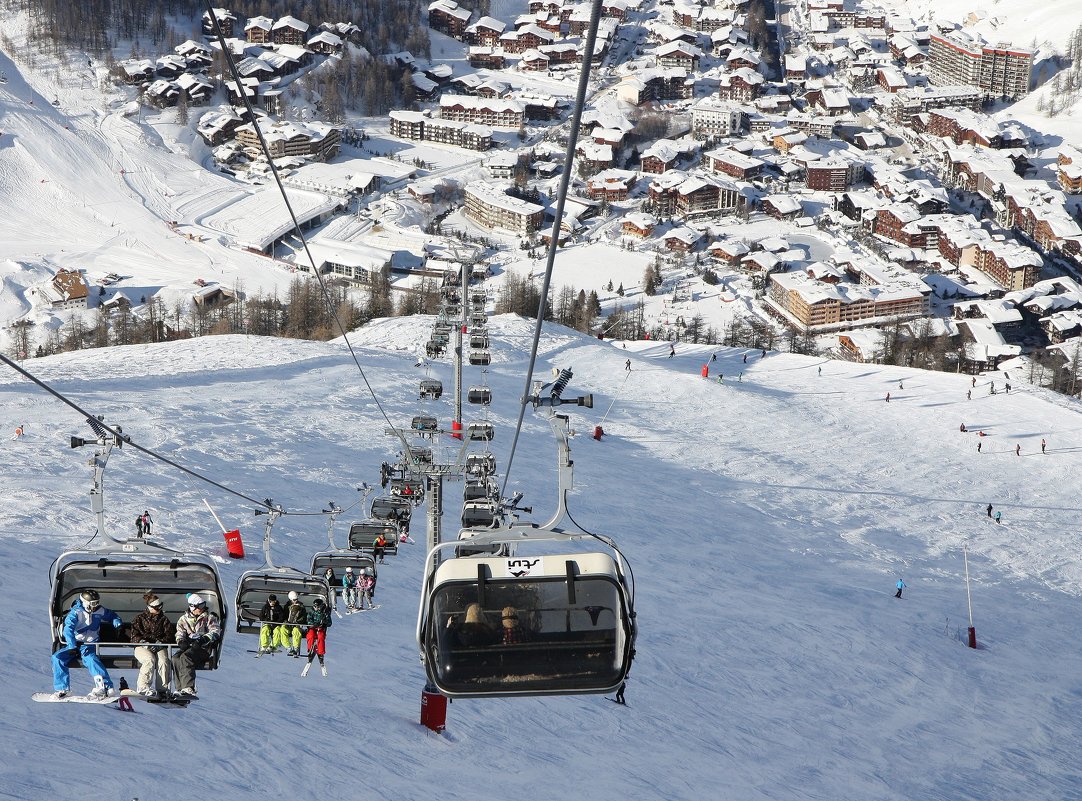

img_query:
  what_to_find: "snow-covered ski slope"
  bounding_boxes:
[2,313,1082,800]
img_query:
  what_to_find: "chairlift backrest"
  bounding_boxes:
[465,453,497,475]
[349,520,400,549]
[470,334,489,349]
[420,379,443,399]
[461,500,499,528]
[310,552,377,594]
[467,386,492,406]
[468,351,491,367]
[463,478,499,502]
[411,415,439,432]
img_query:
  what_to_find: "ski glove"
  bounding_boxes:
[112,619,122,628]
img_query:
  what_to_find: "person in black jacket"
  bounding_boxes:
[130,593,176,697]
[258,594,287,654]
[302,597,333,677]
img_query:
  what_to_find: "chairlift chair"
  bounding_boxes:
[463,477,500,502]
[468,350,491,367]
[466,421,495,442]
[419,378,443,400]
[389,476,425,503]
[430,332,450,346]
[461,499,499,529]
[50,542,228,670]
[310,552,378,598]
[235,569,332,634]
[417,536,637,698]
[470,313,487,328]
[348,520,400,552]
[425,342,444,358]
[411,415,439,432]
[470,333,489,349]
[465,452,497,477]
[467,386,493,406]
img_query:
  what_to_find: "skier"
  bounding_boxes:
[130,593,175,698]
[13,424,23,439]
[959,423,967,433]
[894,579,906,599]
[898,380,903,390]
[135,514,145,538]
[1015,444,1021,456]
[1042,438,1047,454]
[321,566,337,608]
[359,568,376,610]
[986,503,993,517]
[1005,383,1011,394]
[668,343,675,358]
[282,591,306,656]
[967,390,971,400]
[172,594,221,697]
[743,354,748,364]
[977,441,982,453]
[373,533,388,564]
[258,594,286,654]
[717,374,724,384]
[885,392,890,402]
[624,359,631,372]
[52,589,122,699]
[817,366,821,376]
[342,567,359,611]
[140,510,153,536]
[712,353,717,362]
[302,597,332,677]
[994,511,1002,524]
[971,376,977,388]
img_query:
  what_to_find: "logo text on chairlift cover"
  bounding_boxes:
[506,557,541,578]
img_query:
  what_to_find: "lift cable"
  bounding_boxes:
[204,2,421,467]
[501,0,604,495]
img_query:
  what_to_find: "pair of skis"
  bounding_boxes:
[300,661,328,677]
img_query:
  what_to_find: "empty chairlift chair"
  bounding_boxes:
[466,422,495,442]
[467,386,492,406]
[470,333,489,349]
[468,350,491,367]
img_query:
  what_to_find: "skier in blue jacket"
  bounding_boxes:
[895,579,906,599]
[52,589,122,699]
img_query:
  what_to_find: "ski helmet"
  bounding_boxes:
[364,567,374,577]
[80,589,101,610]
[313,597,326,607]
[288,591,299,602]
[268,594,278,602]
[346,566,353,573]
[188,594,206,610]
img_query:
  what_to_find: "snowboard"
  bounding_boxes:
[604,697,628,707]
[120,689,192,707]
[32,692,119,705]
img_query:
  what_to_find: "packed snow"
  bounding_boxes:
[1,313,1082,799]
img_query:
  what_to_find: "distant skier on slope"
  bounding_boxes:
[895,579,906,599]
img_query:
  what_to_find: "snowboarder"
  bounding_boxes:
[967,390,971,400]
[817,366,822,376]
[13,424,23,439]
[140,510,153,536]
[1042,438,1047,454]
[717,374,724,384]
[885,392,891,402]
[994,511,1002,524]
[1015,444,1021,456]
[894,579,906,599]
[960,423,967,433]
[624,358,631,372]
[971,377,977,388]
[668,343,675,358]
[761,349,767,358]
[130,593,175,697]
[51,589,122,699]
[614,681,627,705]
[977,441,982,453]
[986,503,993,518]
[258,594,286,653]
[172,594,221,697]
[302,597,332,677]
[1005,383,1011,394]
[743,354,748,364]
[342,567,359,611]
[712,353,717,362]
[359,568,376,610]
[898,380,903,390]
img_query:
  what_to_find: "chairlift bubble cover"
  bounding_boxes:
[422,553,635,697]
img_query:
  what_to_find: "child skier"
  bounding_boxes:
[302,597,332,677]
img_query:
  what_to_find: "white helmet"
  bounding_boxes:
[288,591,299,602]
[346,566,353,573]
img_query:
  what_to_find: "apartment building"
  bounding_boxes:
[389,111,492,151]
[464,181,545,235]
[439,95,525,128]
[767,271,927,331]
[235,118,341,161]
[929,30,1032,100]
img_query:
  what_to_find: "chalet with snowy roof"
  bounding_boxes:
[144,80,181,108]
[198,110,247,146]
[622,212,657,238]
[853,131,886,150]
[271,16,309,45]
[833,191,888,223]
[244,16,273,43]
[577,141,614,171]
[176,41,213,70]
[705,148,763,181]
[501,24,555,54]
[49,269,89,310]
[468,48,506,69]
[467,16,507,46]
[1058,147,1082,195]
[804,85,850,116]
[674,174,741,219]
[235,118,341,162]
[521,50,551,71]
[617,69,694,105]
[539,42,579,65]
[155,55,187,79]
[926,109,1025,149]
[877,66,907,93]
[202,8,235,38]
[708,238,749,264]
[654,41,701,72]
[464,181,545,235]
[784,55,807,81]
[430,0,472,38]
[718,69,763,102]
[772,130,807,155]
[1041,310,1082,343]
[176,72,214,105]
[664,227,702,253]
[837,331,881,362]
[440,95,525,129]
[726,46,761,72]
[119,59,154,85]
[762,195,804,220]
[477,80,509,99]
[588,170,637,201]
[307,31,343,55]
[742,251,782,275]
[640,140,682,175]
